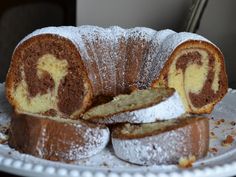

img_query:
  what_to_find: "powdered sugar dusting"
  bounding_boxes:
[94,91,186,124]
[148,29,176,83]
[91,27,115,95]
[17,26,79,48]
[26,117,110,161]
[15,26,220,98]
[133,28,156,89]
[124,27,154,89]
[112,127,192,165]
[73,124,110,159]
[77,26,104,94]
[151,31,213,80]
[109,26,127,95]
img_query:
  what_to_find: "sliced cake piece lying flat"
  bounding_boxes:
[83,87,185,124]
[112,116,209,165]
[9,112,110,162]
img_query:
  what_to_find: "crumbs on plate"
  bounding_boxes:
[178,155,196,168]
[215,119,225,126]
[231,121,236,126]
[209,147,218,154]
[221,135,234,147]
[210,131,217,139]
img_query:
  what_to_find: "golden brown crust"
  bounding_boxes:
[9,112,109,162]
[112,116,209,139]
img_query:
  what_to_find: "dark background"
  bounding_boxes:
[0,0,75,83]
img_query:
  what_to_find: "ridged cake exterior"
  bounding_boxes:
[9,112,110,162]
[6,26,228,119]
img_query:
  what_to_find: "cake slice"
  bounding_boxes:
[9,112,110,162]
[112,116,209,165]
[82,87,185,124]
[152,32,228,114]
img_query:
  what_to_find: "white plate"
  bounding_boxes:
[0,83,236,177]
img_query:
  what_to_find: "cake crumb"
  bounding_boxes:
[209,147,218,153]
[222,135,234,146]
[210,132,217,139]
[178,155,196,168]
[101,162,109,167]
[215,119,224,125]
[231,121,236,126]
[220,119,225,123]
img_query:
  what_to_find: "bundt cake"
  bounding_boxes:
[112,116,209,165]
[9,112,110,162]
[5,26,228,119]
[83,87,185,124]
